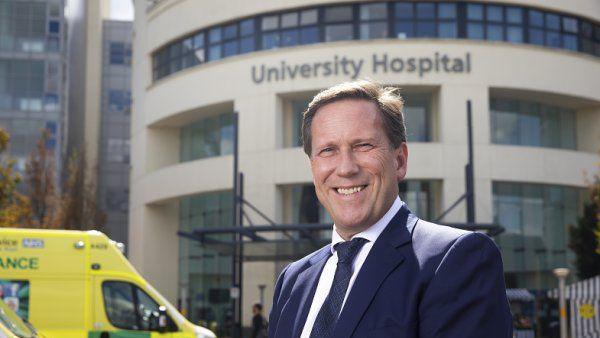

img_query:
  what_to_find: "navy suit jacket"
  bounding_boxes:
[268,205,513,338]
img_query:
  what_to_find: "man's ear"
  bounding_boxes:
[395,142,408,180]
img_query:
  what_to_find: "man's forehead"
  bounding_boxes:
[313,98,381,123]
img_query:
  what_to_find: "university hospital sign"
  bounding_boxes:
[251,52,472,84]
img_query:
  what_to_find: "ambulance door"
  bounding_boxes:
[91,276,175,338]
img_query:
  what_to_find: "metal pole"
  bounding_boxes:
[553,268,570,338]
[465,100,475,224]
[238,172,244,337]
[231,112,240,338]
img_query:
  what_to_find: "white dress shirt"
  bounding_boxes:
[299,197,404,338]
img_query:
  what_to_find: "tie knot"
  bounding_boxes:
[334,237,368,264]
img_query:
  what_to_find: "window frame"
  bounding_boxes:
[151,2,600,81]
[101,280,178,332]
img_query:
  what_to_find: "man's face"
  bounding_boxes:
[309,99,408,239]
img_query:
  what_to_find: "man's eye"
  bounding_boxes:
[355,143,374,151]
[319,147,334,155]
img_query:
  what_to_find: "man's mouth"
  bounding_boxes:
[335,185,367,196]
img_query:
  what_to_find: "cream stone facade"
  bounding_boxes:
[131,0,600,332]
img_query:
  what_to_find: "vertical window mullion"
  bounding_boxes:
[434,2,438,38]
[387,1,394,38]
[523,8,530,43]
[457,2,466,38]
[254,17,260,52]
[318,7,325,43]
[352,4,359,40]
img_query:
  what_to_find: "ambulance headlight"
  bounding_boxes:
[194,326,216,338]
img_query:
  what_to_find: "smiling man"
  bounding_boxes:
[268,80,513,338]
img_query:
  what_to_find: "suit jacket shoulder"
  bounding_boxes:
[410,220,470,270]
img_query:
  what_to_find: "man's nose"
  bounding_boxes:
[336,148,359,177]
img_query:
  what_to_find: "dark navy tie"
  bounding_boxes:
[309,237,368,338]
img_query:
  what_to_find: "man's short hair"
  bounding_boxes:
[301,80,406,156]
[253,303,263,311]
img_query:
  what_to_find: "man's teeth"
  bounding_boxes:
[337,186,364,195]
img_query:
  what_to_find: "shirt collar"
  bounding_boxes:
[330,196,404,254]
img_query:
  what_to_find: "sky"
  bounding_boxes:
[109,0,134,21]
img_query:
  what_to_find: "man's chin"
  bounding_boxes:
[334,218,370,236]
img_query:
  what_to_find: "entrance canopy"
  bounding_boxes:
[178,222,504,262]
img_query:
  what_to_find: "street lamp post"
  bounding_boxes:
[553,268,570,338]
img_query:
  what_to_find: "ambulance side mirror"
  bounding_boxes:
[157,306,168,333]
[149,306,169,333]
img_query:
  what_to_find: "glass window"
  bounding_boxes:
[493,182,582,290]
[240,19,254,36]
[562,17,578,33]
[181,112,235,162]
[300,9,318,25]
[136,288,160,331]
[438,3,456,19]
[529,10,544,27]
[49,3,60,16]
[416,3,435,19]
[281,29,299,46]
[546,31,561,47]
[395,21,414,39]
[563,34,578,51]
[467,4,483,20]
[262,32,279,49]
[324,6,353,23]
[208,45,221,60]
[487,24,504,41]
[325,24,353,42]
[301,27,319,44]
[223,40,237,56]
[439,22,457,38]
[399,181,436,220]
[545,13,560,30]
[108,90,131,114]
[193,33,204,48]
[240,36,254,53]
[490,98,576,149]
[507,27,523,43]
[290,184,331,225]
[487,6,503,22]
[223,24,237,39]
[179,189,234,334]
[262,15,278,31]
[467,23,484,39]
[403,94,431,142]
[48,20,60,33]
[529,28,544,45]
[281,12,298,28]
[506,7,522,24]
[360,3,387,20]
[360,22,387,40]
[102,281,137,329]
[416,22,436,38]
[209,27,222,43]
[395,3,413,19]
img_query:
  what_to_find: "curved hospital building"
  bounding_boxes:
[130,0,600,334]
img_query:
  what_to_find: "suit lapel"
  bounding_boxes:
[333,205,418,338]
[277,246,331,338]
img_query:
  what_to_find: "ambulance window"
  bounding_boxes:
[103,281,178,332]
[102,281,138,329]
[136,288,160,330]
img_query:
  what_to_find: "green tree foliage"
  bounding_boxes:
[0,128,32,227]
[568,173,600,279]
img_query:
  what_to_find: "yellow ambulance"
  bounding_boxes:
[0,228,216,338]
